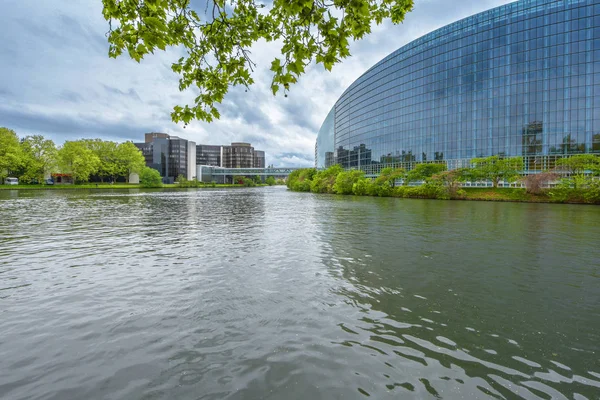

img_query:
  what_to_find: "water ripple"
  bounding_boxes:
[0,188,599,399]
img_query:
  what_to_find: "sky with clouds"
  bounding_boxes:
[0,0,514,167]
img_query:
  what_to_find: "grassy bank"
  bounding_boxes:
[461,188,551,203]
[0,183,267,190]
[287,166,600,205]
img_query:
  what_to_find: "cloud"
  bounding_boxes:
[0,0,514,166]
[0,104,156,142]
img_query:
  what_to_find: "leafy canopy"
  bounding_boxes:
[102,0,414,124]
[404,163,446,185]
[20,135,58,183]
[470,156,523,188]
[0,127,24,179]
[58,141,101,183]
[333,169,364,195]
[140,166,164,187]
[555,154,600,176]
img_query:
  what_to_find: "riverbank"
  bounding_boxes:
[460,188,565,203]
[377,187,597,205]
[0,183,269,190]
[287,166,600,205]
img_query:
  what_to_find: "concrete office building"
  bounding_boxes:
[135,133,196,183]
[316,0,600,173]
[195,142,266,168]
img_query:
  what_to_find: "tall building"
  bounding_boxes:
[222,142,255,168]
[196,145,222,167]
[316,0,600,173]
[195,142,266,168]
[135,133,196,183]
[253,150,266,168]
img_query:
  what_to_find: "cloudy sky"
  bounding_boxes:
[0,0,514,167]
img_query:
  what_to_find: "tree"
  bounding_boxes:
[470,156,523,188]
[176,174,187,185]
[555,154,600,176]
[352,178,372,196]
[140,166,163,187]
[266,176,276,186]
[58,141,101,183]
[333,169,364,195]
[115,141,146,182]
[102,0,414,124]
[431,168,469,197]
[82,139,118,182]
[554,154,600,189]
[375,167,404,188]
[404,163,446,185]
[521,172,559,195]
[310,165,343,193]
[20,135,58,183]
[0,127,24,180]
[287,168,316,191]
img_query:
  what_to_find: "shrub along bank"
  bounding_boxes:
[287,155,600,204]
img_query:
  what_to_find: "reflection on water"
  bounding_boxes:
[0,187,599,399]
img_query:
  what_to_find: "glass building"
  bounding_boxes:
[316,0,600,173]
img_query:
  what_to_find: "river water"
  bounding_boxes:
[0,187,599,400]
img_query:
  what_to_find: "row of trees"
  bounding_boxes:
[287,154,600,203]
[0,127,146,184]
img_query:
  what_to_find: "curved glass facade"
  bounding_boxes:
[316,0,600,173]
[315,107,335,168]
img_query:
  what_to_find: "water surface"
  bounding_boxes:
[1,187,599,399]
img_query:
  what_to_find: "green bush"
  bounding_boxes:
[352,178,372,196]
[310,165,343,193]
[266,176,276,186]
[287,168,316,192]
[583,180,600,204]
[333,170,364,195]
[392,186,406,197]
[140,167,163,188]
[375,184,392,197]
[233,176,256,186]
[405,163,447,185]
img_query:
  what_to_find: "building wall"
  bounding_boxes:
[136,134,197,182]
[253,150,266,168]
[222,143,255,168]
[187,141,196,180]
[196,144,222,167]
[168,137,189,179]
[317,0,600,173]
[145,132,169,143]
[315,107,335,168]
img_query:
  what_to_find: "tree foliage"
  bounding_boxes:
[83,139,118,182]
[58,141,101,183]
[470,156,523,188]
[310,165,343,193]
[115,141,147,182]
[333,169,364,194]
[101,0,414,124]
[0,127,23,179]
[140,166,163,187]
[404,163,446,185]
[286,168,316,191]
[521,172,559,195]
[266,176,276,186]
[555,154,600,176]
[375,167,404,188]
[19,135,58,183]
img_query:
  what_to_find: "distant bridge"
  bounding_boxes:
[197,166,302,183]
